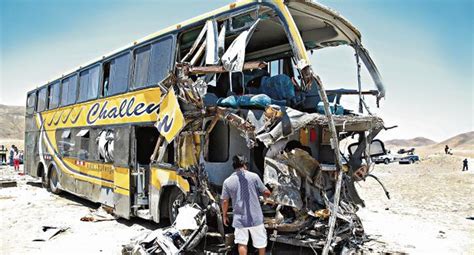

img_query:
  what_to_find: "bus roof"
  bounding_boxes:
[30,0,361,92]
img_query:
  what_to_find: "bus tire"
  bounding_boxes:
[38,163,49,189]
[168,188,185,224]
[48,166,61,194]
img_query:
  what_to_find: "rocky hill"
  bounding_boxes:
[385,137,436,148]
[436,131,474,149]
[0,104,25,140]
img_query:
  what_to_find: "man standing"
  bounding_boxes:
[445,145,449,154]
[9,145,15,167]
[462,158,468,171]
[221,155,271,255]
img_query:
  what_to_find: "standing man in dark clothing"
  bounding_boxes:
[221,155,271,255]
[445,145,449,154]
[0,145,6,164]
[462,159,468,171]
[9,145,15,167]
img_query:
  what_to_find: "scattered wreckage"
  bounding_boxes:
[124,1,391,254]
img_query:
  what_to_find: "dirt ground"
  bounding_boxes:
[1,154,473,254]
[358,154,474,254]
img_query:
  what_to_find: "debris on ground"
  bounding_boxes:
[32,226,69,241]
[0,178,17,188]
[122,204,208,255]
[80,207,116,222]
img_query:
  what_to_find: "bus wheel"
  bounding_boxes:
[39,164,49,188]
[168,188,185,224]
[49,166,61,194]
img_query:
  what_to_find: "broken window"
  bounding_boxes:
[149,37,174,85]
[206,120,229,162]
[101,61,110,97]
[58,129,74,157]
[76,129,90,160]
[131,36,175,90]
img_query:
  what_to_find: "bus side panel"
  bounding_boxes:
[149,166,190,223]
[112,126,132,219]
[114,167,131,219]
[25,115,39,176]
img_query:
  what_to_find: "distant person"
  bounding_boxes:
[0,145,6,164]
[9,145,15,167]
[444,145,449,154]
[13,146,20,171]
[462,158,468,171]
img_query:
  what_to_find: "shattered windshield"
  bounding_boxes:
[310,45,380,114]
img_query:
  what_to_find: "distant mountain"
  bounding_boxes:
[431,131,474,150]
[0,104,25,140]
[385,137,436,148]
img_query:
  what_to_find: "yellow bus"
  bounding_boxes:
[25,1,387,246]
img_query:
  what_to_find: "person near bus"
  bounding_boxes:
[463,158,469,171]
[13,146,20,171]
[0,145,6,164]
[9,145,15,167]
[221,155,271,255]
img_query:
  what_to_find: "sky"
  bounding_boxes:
[0,0,472,141]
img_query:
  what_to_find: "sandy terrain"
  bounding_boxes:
[0,165,160,255]
[1,153,473,254]
[358,154,474,254]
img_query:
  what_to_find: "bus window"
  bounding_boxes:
[101,62,110,97]
[132,45,151,90]
[59,129,74,157]
[106,53,130,96]
[206,120,229,162]
[76,128,90,160]
[60,75,78,106]
[268,59,283,76]
[149,36,174,85]
[48,81,60,109]
[131,36,174,90]
[78,65,100,102]
[26,92,37,115]
[36,87,48,112]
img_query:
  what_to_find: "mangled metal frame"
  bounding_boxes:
[147,1,387,254]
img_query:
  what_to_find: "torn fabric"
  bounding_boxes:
[205,20,218,65]
[221,19,260,72]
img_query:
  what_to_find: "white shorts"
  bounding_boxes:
[234,224,267,249]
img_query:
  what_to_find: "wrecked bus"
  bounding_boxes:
[25,0,388,252]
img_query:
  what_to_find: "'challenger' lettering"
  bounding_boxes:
[87,97,161,125]
[157,115,174,133]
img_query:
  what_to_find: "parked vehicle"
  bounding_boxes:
[399,154,419,164]
[374,153,396,164]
